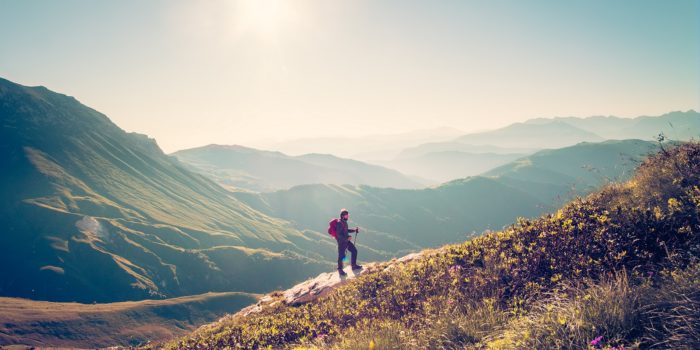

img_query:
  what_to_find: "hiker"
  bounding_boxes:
[335,209,362,276]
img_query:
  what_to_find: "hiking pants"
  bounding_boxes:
[337,238,357,270]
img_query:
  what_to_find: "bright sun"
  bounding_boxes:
[236,0,295,40]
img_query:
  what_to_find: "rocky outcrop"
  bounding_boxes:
[283,263,380,306]
[231,250,430,319]
[180,249,437,343]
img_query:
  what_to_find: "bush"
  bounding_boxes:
[640,264,700,349]
[484,271,642,349]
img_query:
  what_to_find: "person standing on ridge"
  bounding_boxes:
[336,209,361,276]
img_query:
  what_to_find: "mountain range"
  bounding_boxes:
[172,111,696,187]
[523,111,700,140]
[0,76,669,304]
[455,120,606,149]
[172,145,424,192]
[0,75,695,348]
[257,127,465,161]
[0,77,335,303]
[233,139,661,258]
[369,110,698,182]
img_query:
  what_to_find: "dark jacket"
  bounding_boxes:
[335,219,356,241]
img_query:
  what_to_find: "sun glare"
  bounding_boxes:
[235,0,295,40]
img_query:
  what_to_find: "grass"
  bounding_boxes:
[311,265,700,350]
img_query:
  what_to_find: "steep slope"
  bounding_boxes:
[0,77,330,303]
[171,145,422,192]
[234,140,659,258]
[162,142,700,350]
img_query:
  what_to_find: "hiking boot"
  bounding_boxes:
[338,269,347,276]
[352,264,363,270]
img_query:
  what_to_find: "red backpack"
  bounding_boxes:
[328,218,340,238]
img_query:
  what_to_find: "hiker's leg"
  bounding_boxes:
[347,241,358,266]
[337,239,346,270]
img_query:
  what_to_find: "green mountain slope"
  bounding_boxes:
[485,139,662,204]
[0,77,330,303]
[163,143,700,350]
[171,145,423,192]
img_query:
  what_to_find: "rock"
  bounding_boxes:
[397,252,423,263]
[283,264,377,306]
[229,250,433,319]
[237,303,263,317]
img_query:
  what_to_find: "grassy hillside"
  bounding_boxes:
[161,142,700,350]
[172,145,422,192]
[484,139,662,204]
[0,77,331,302]
[0,292,258,348]
[234,140,659,259]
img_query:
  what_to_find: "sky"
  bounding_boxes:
[1,0,698,153]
